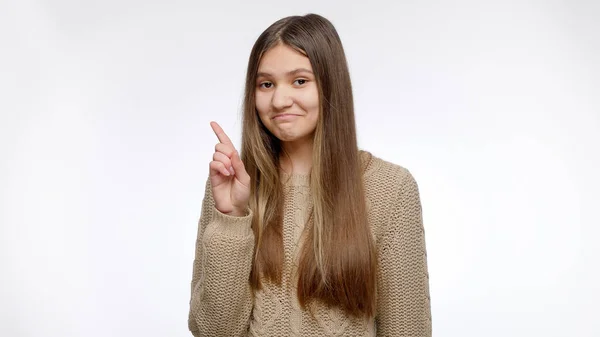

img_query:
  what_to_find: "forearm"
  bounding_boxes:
[189,208,255,336]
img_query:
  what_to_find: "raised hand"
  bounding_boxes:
[209,121,251,217]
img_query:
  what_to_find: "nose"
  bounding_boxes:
[271,86,294,110]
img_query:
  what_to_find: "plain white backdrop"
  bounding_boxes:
[1,0,599,336]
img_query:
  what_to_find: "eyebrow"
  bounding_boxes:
[256,68,313,78]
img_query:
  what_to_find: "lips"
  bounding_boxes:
[272,113,300,120]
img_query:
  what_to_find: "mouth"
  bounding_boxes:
[272,113,300,120]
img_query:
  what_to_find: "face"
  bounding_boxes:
[255,43,319,145]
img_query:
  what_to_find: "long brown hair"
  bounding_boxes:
[239,13,377,318]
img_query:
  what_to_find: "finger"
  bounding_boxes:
[209,160,231,177]
[213,151,234,175]
[215,143,236,159]
[210,121,234,146]
[231,150,250,185]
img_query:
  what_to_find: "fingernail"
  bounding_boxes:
[229,166,235,175]
[223,169,230,176]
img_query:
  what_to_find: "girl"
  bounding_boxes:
[188,13,431,337]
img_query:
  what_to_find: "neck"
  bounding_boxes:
[280,137,314,175]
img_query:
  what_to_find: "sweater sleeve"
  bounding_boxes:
[188,178,255,337]
[375,170,432,337]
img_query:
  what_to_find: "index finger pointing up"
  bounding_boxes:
[210,121,233,145]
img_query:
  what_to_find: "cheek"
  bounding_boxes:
[298,87,320,112]
[306,91,320,117]
[255,93,269,118]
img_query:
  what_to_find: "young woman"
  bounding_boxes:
[188,13,431,337]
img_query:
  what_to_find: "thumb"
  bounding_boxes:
[231,150,250,186]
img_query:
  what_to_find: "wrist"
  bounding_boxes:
[226,207,249,217]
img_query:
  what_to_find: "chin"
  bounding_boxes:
[275,131,314,143]
[275,134,299,142]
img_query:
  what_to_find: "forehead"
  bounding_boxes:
[258,44,312,73]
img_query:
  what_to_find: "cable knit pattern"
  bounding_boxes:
[188,150,432,336]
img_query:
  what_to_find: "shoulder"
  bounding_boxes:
[359,150,422,236]
[360,150,419,196]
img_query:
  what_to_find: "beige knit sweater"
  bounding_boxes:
[188,150,431,336]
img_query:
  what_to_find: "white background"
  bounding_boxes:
[1,0,599,336]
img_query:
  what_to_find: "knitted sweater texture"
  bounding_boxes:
[188,150,432,336]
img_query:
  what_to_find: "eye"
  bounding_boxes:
[294,79,307,86]
[259,82,273,89]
